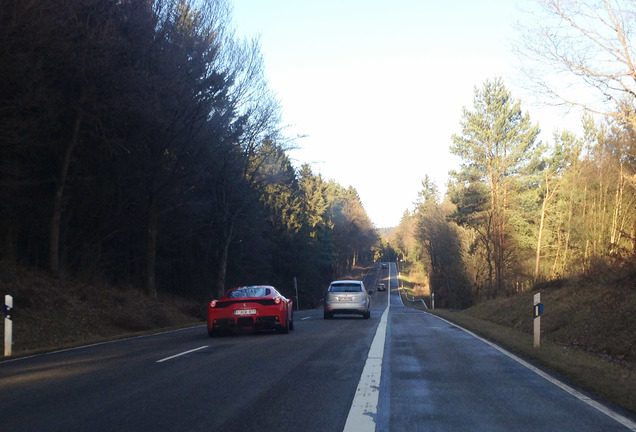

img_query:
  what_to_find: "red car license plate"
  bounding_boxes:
[234,309,256,316]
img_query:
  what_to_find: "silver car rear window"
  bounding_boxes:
[329,283,362,292]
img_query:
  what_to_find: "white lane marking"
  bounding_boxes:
[344,264,394,432]
[432,315,636,431]
[1,325,206,364]
[156,345,208,363]
[301,316,311,320]
[343,305,389,432]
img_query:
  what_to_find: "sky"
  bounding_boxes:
[231,0,582,228]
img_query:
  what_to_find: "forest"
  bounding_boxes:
[389,1,636,309]
[3,0,636,312]
[0,0,379,305]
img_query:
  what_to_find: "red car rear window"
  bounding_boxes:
[228,287,271,298]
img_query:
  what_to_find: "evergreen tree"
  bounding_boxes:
[449,78,540,298]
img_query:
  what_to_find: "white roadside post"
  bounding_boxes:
[4,294,13,357]
[533,293,543,348]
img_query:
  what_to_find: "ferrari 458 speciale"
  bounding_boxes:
[207,285,294,336]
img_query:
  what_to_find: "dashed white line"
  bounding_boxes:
[156,345,208,363]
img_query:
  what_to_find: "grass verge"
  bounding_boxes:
[0,265,205,358]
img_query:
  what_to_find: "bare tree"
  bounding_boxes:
[516,0,636,128]
[208,34,285,299]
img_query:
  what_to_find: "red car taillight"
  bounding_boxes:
[209,300,217,308]
[274,297,281,305]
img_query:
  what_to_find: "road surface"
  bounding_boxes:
[1,263,634,431]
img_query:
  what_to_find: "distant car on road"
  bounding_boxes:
[207,285,294,336]
[324,280,370,319]
[381,263,387,269]
[377,283,386,291]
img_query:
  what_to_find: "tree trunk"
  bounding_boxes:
[534,196,547,282]
[145,191,158,298]
[632,218,636,256]
[213,220,235,299]
[610,163,624,253]
[214,239,229,299]
[535,172,556,281]
[561,192,574,277]
[551,227,562,279]
[49,107,83,274]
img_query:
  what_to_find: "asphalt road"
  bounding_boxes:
[1,263,634,432]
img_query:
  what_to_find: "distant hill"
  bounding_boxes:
[377,227,395,237]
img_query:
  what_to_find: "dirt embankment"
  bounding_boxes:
[464,276,636,366]
[0,265,204,357]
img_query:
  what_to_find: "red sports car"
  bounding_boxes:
[207,285,294,336]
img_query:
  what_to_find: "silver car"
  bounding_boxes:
[323,280,370,319]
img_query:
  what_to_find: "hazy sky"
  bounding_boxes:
[231,0,580,227]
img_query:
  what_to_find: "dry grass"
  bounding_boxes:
[0,264,205,357]
[397,261,430,297]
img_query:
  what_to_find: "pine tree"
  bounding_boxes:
[450,78,539,297]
